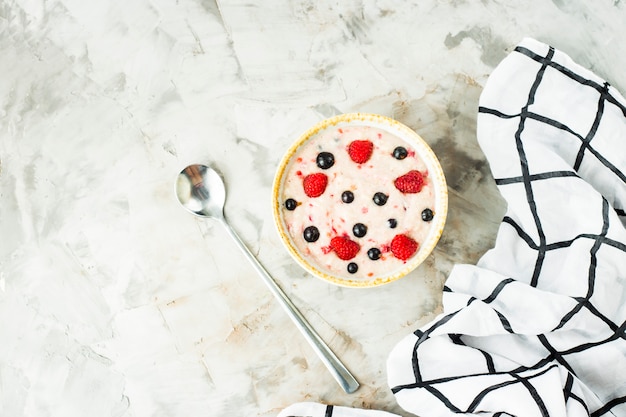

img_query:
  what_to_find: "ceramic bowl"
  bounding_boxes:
[272,113,447,287]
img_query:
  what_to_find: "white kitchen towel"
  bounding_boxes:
[278,38,626,417]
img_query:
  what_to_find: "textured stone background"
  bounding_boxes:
[1,1,625,416]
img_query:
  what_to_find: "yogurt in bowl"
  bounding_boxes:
[272,113,447,287]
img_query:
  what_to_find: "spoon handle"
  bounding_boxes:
[220,218,360,394]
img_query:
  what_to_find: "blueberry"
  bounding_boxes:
[367,248,381,260]
[285,198,297,210]
[303,226,320,242]
[373,192,388,206]
[316,152,335,169]
[352,223,368,238]
[421,208,434,222]
[347,262,358,274]
[342,190,355,203]
[387,218,397,228]
[393,146,408,160]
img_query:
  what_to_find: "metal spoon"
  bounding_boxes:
[175,164,359,394]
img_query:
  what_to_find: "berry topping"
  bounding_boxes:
[373,192,388,206]
[352,223,368,238]
[303,226,320,242]
[303,173,328,197]
[347,140,374,164]
[316,152,335,170]
[330,236,360,260]
[394,170,425,194]
[279,122,439,281]
[285,198,298,211]
[390,234,419,261]
[393,146,408,160]
[367,247,382,260]
[341,190,355,203]
[422,208,434,222]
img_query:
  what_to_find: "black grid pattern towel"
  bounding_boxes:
[278,38,626,417]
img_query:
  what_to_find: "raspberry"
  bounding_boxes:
[303,173,328,197]
[394,170,426,193]
[330,236,360,260]
[347,140,374,164]
[390,234,418,261]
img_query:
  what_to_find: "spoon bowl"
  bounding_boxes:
[175,164,359,394]
[176,165,225,218]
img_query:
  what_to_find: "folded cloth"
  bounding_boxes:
[278,38,626,417]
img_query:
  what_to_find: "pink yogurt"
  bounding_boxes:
[279,123,437,281]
